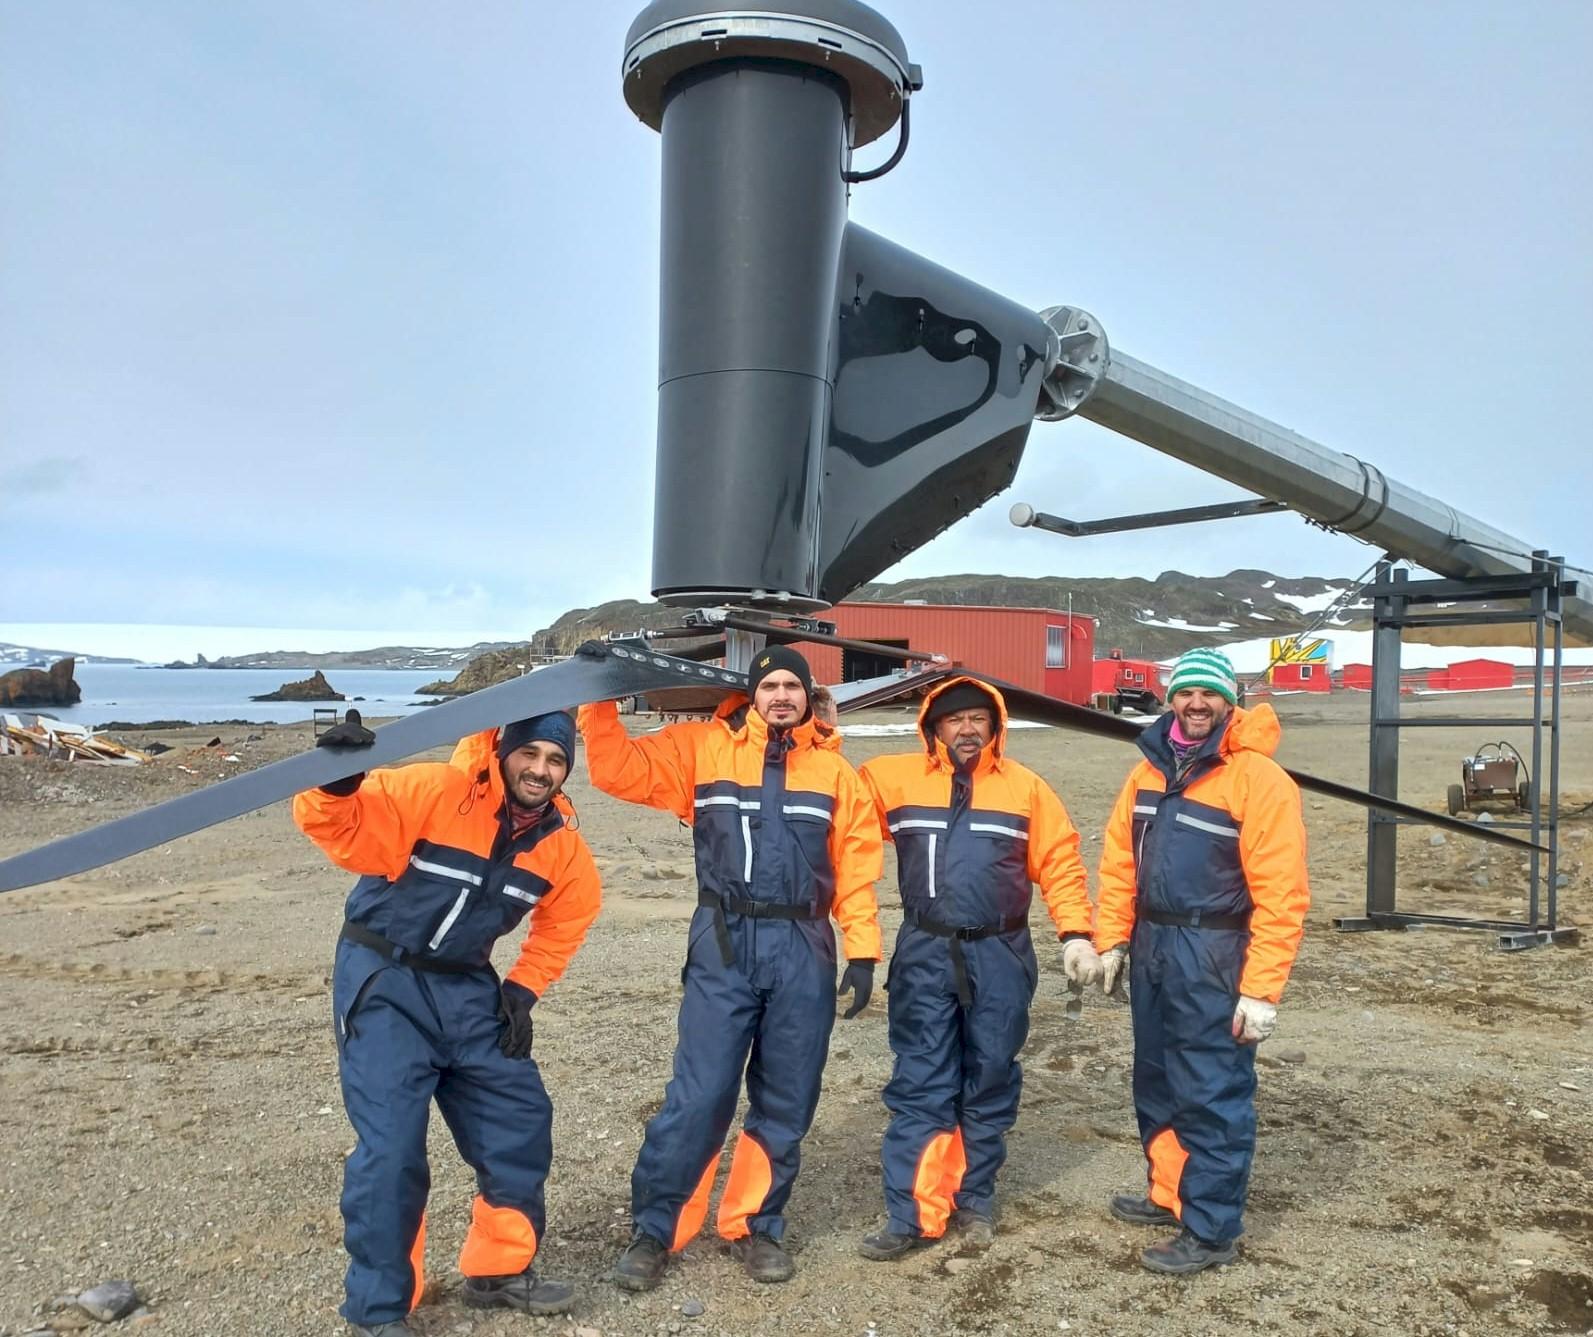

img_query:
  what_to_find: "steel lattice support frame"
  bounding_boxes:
[1334,556,1577,950]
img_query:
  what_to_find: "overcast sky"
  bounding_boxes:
[3,1,1589,655]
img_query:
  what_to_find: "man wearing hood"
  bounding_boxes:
[1093,648,1310,1274]
[294,710,601,1335]
[853,677,1099,1261]
[576,645,882,1289]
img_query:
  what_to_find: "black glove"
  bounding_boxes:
[837,959,875,1020]
[316,709,376,749]
[574,639,609,660]
[316,711,374,796]
[497,980,537,1059]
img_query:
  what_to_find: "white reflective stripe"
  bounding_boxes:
[695,795,760,810]
[409,855,483,886]
[501,885,543,906]
[927,832,938,899]
[782,805,831,820]
[969,822,1029,840]
[741,815,754,882]
[427,888,472,950]
[1175,812,1240,838]
[889,818,949,832]
[1133,805,1159,817]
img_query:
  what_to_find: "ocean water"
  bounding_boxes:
[15,664,447,727]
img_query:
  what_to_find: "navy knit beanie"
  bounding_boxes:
[497,711,576,765]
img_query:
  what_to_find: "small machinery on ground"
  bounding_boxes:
[1448,742,1531,816]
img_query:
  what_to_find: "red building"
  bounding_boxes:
[1425,658,1514,692]
[1340,663,1373,690]
[804,603,1096,703]
[1271,662,1331,693]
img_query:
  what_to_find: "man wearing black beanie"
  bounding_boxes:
[294,710,601,1334]
[578,645,882,1289]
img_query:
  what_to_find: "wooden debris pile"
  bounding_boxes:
[0,714,150,765]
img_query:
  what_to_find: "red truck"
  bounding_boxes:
[1091,649,1166,714]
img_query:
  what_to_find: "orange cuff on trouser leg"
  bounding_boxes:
[716,1132,774,1241]
[911,1127,967,1239]
[1146,1127,1187,1220]
[407,1213,427,1311]
[458,1196,538,1278]
[671,1156,721,1253]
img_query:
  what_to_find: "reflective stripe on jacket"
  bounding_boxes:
[576,699,883,960]
[293,727,601,996]
[1094,704,1309,1002]
[859,677,1090,935]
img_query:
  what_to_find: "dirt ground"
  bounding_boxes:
[1,692,1589,1337]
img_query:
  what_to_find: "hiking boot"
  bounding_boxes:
[1139,1227,1239,1275]
[613,1231,670,1292]
[732,1231,794,1283]
[857,1227,937,1262]
[1109,1193,1178,1227]
[461,1264,574,1315]
[949,1209,994,1249]
[349,1323,414,1336]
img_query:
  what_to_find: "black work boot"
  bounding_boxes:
[733,1231,795,1283]
[949,1209,994,1250]
[1109,1193,1178,1227]
[461,1264,574,1315]
[857,1226,937,1262]
[1139,1227,1239,1275]
[348,1323,414,1336]
[613,1231,670,1292]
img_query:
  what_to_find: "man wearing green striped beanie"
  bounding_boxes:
[1164,647,1239,711]
[1091,643,1310,1275]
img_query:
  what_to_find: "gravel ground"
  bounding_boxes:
[0,694,1589,1337]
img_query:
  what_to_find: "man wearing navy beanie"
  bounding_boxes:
[295,706,601,1332]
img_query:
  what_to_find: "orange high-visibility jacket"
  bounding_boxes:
[577,699,883,961]
[293,727,601,997]
[1094,704,1309,1002]
[859,677,1091,936]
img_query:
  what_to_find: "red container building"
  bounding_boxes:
[804,603,1096,703]
[1425,658,1514,692]
[1271,662,1331,693]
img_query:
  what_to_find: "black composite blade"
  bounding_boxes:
[964,673,1547,854]
[0,648,746,893]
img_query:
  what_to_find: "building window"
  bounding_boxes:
[1046,625,1066,668]
[1299,664,1313,679]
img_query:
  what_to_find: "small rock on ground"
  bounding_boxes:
[77,1280,140,1322]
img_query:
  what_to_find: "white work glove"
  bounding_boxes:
[1060,937,1103,987]
[1098,944,1128,996]
[1231,995,1277,1044]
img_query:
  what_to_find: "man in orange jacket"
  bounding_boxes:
[853,678,1099,1261]
[577,645,882,1289]
[1094,648,1309,1274]
[294,711,600,1335]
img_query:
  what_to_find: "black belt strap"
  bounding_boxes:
[339,921,487,975]
[697,891,826,967]
[1139,907,1250,931]
[903,908,1029,1008]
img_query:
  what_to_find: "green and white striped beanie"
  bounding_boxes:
[1166,648,1238,705]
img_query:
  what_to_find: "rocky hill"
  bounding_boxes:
[161,641,529,671]
[850,568,1368,658]
[414,570,1368,695]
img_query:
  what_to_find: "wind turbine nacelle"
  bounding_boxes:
[624,2,1051,611]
